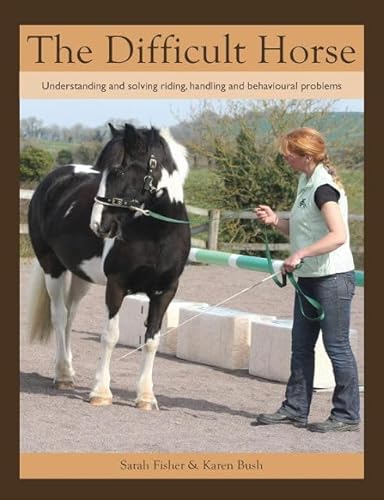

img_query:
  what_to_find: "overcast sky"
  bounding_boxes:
[20,99,364,129]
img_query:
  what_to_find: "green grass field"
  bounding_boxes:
[21,139,81,158]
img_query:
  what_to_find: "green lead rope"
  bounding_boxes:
[145,210,190,224]
[262,230,325,322]
[147,206,324,320]
[286,273,325,322]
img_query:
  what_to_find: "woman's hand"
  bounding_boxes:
[282,253,304,274]
[254,205,279,226]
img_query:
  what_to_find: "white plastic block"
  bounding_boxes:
[158,301,209,355]
[314,333,336,389]
[118,295,208,356]
[347,327,363,386]
[249,319,292,383]
[118,295,149,348]
[176,306,276,370]
[249,318,359,389]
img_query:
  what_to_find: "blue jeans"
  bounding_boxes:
[281,271,360,424]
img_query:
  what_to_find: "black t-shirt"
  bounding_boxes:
[314,183,340,210]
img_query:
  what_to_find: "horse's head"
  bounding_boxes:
[90,123,189,239]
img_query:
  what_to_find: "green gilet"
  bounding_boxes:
[290,164,355,277]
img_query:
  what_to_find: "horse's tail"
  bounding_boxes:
[27,259,52,343]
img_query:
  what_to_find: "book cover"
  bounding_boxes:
[19,24,365,481]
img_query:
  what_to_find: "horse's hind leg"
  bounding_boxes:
[64,273,91,378]
[44,271,75,388]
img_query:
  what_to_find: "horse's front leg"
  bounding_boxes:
[89,280,125,406]
[136,283,178,410]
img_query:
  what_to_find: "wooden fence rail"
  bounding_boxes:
[20,190,364,253]
[187,204,363,251]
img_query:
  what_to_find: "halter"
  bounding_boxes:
[93,155,190,225]
[94,154,159,210]
[142,155,158,195]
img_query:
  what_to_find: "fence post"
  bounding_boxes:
[207,209,220,250]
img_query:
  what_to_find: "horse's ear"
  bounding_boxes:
[108,123,118,137]
[124,123,138,151]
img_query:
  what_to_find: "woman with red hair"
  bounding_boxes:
[255,127,360,433]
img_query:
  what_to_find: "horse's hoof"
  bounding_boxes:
[54,381,74,390]
[89,397,113,406]
[136,400,159,411]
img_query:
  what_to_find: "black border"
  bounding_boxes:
[6,1,382,498]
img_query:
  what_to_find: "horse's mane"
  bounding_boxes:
[94,131,125,171]
[94,125,165,172]
[93,124,189,183]
[160,128,189,185]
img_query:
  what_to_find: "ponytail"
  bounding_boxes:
[322,154,343,188]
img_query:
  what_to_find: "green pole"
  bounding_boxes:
[189,248,364,287]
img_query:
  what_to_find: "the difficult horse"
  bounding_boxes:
[27,123,191,409]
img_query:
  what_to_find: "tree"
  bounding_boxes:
[214,124,296,248]
[73,141,102,165]
[186,99,361,253]
[20,117,44,139]
[56,149,74,166]
[20,145,54,182]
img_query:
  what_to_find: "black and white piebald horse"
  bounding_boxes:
[27,123,190,409]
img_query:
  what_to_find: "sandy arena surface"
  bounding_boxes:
[20,259,364,453]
